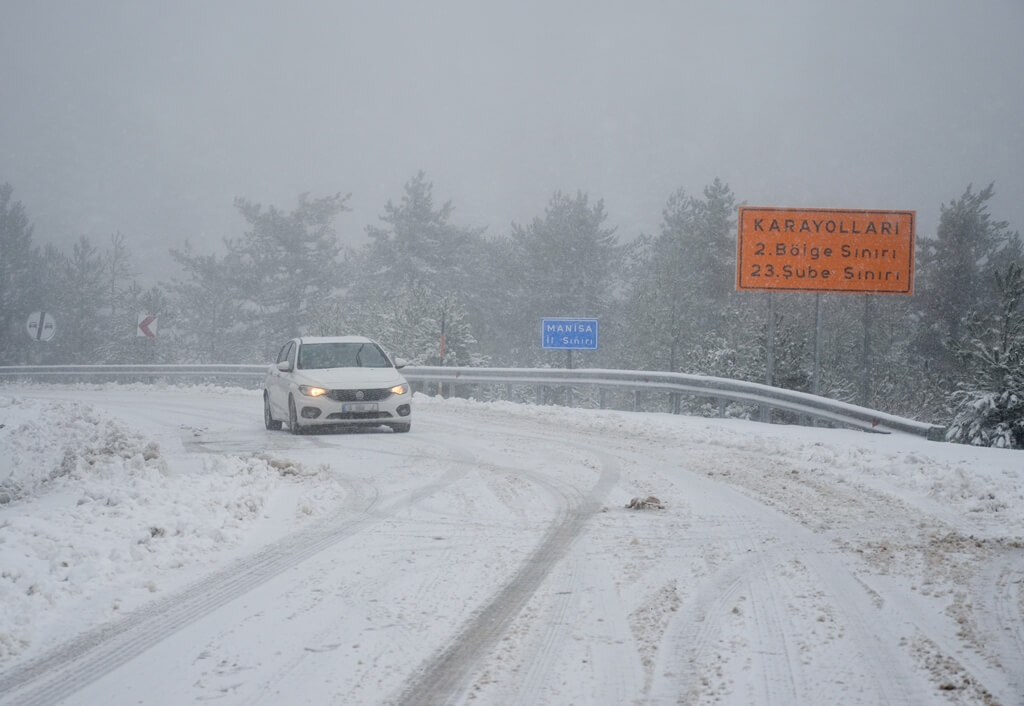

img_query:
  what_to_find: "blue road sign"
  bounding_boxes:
[541,318,598,350]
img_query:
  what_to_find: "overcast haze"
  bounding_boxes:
[2,0,1022,271]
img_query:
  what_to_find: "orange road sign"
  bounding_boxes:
[736,207,915,294]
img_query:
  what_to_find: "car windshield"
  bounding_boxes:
[297,342,390,370]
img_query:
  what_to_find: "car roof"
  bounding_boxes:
[297,335,376,345]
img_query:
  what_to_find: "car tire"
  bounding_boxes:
[264,392,282,430]
[288,395,303,435]
[390,422,411,433]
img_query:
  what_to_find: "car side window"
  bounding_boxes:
[277,341,294,365]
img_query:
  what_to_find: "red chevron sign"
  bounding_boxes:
[137,314,158,338]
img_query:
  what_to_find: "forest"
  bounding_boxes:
[1,174,1022,448]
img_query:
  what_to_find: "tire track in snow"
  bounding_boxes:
[951,546,1024,701]
[0,434,473,706]
[413,414,643,706]
[505,552,582,706]
[644,510,804,705]
[237,432,523,705]
[745,548,802,704]
[992,561,1024,692]
[445,401,956,705]
[643,476,920,705]
[656,555,755,705]
[390,424,620,706]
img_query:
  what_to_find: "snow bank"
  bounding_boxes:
[0,393,345,660]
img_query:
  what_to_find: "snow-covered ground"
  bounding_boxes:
[0,384,1021,705]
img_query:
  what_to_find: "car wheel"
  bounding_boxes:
[288,395,303,434]
[264,392,282,430]
[390,422,411,433]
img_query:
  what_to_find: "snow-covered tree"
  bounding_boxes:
[308,286,482,368]
[99,282,171,364]
[495,191,623,366]
[915,183,1022,375]
[0,184,42,364]
[362,171,484,298]
[341,173,486,365]
[51,236,108,362]
[167,243,257,363]
[228,192,350,356]
[619,179,743,373]
[947,263,1024,447]
[104,233,135,321]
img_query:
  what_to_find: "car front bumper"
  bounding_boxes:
[295,390,411,426]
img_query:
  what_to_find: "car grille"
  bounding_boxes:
[326,387,392,402]
[326,411,393,420]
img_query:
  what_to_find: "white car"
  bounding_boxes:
[263,336,412,434]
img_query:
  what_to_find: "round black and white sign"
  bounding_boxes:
[26,311,56,341]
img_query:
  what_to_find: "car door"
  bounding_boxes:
[268,340,295,416]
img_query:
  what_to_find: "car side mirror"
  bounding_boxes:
[393,357,407,369]
[277,360,293,372]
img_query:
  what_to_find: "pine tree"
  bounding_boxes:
[362,171,484,297]
[93,233,161,364]
[108,282,170,364]
[0,184,42,364]
[52,236,108,362]
[915,183,1021,374]
[947,263,1024,447]
[459,234,515,364]
[228,192,350,356]
[690,178,738,306]
[346,172,485,364]
[499,191,623,366]
[619,179,741,373]
[167,243,256,362]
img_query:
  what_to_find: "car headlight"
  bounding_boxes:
[299,385,328,397]
[390,383,408,396]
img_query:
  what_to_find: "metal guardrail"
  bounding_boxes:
[403,366,945,439]
[0,364,265,379]
[0,364,945,440]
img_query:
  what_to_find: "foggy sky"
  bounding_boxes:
[2,0,1022,275]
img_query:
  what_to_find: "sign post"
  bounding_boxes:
[541,317,599,407]
[737,207,915,409]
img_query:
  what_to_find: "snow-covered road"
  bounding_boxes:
[1,385,1022,705]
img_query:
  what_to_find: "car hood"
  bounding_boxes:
[298,367,407,389]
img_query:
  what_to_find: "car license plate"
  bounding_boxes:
[342,402,378,413]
